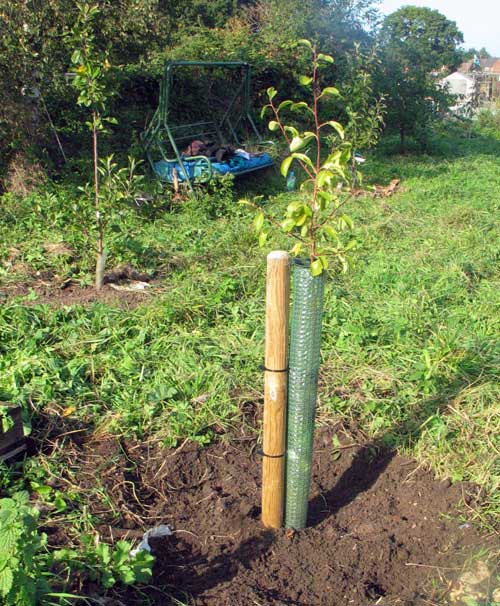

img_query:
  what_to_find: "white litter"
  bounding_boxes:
[130,524,173,556]
[108,280,150,292]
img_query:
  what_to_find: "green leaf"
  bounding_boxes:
[299,75,312,86]
[290,134,316,152]
[320,87,340,100]
[268,120,279,132]
[316,170,333,188]
[317,53,334,64]
[260,105,270,119]
[290,101,310,112]
[319,255,329,269]
[325,120,344,138]
[278,100,294,111]
[71,50,82,65]
[267,87,277,101]
[340,214,354,230]
[284,125,299,138]
[258,232,268,247]
[281,219,296,232]
[281,156,294,177]
[253,212,264,233]
[32,484,52,497]
[113,541,131,566]
[310,259,323,276]
[291,152,314,171]
[323,225,338,240]
[291,242,304,255]
[297,39,312,49]
[0,567,13,597]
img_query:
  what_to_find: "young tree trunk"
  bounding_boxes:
[92,120,105,290]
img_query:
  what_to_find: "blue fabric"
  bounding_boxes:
[211,153,273,175]
[153,160,193,182]
[153,152,273,182]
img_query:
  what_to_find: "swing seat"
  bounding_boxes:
[142,61,274,189]
[153,151,273,183]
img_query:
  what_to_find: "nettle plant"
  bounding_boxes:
[68,3,143,289]
[253,40,359,276]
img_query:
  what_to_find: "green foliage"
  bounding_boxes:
[335,43,385,177]
[250,42,359,274]
[377,6,462,148]
[0,490,154,605]
[0,492,50,605]
[54,538,154,590]
[380,6,464,72]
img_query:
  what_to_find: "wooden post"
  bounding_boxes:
[262,250,290,528]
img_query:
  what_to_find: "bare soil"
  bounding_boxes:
[39,423,490,606]
[0,267,157,308]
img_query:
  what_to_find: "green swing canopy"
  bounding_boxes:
[142,61,274,189]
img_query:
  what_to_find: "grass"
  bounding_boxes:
[0,127,499,541]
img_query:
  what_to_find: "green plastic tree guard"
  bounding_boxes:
[285,258,326,529]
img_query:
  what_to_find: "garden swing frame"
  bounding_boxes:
[142,61,273,189]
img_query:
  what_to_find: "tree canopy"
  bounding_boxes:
[380,6,464,71]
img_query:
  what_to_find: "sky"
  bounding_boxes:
[379,0,500,56]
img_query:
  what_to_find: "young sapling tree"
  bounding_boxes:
[67,3,143,289]
[252,39,359,276]
[251,40,368,529]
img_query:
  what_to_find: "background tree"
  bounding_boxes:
[377,6,463,149]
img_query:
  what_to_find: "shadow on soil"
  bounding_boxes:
[308,339,495,527]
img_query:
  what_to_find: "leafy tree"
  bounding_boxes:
[377,6,463,148]
[337,44,385,180]
[249,40,358,276]
[380,6,463,72]
[68,3,144,290]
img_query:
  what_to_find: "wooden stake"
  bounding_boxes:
[262,250,290,528]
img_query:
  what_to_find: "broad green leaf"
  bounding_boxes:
[278,100,294,111]
[317,170,333,188]
[291,152,315,171]
[258,232,268,247]
[268,120,279,132]
[0,567,13,597]
[323,225,338,240]
[253,212,264,232]
[340,214,354,229]
[297,39,312,49]
[311,259,323,276]
[291,101,310,112]
[290,136,304,152]
[281,155,294,177]
[317,53,334,64]
[281,219,296,232]
[284,125,299,138]
[260,105,269,119]
[291,242,304,255]
[325,120,344,138]
[267,87,277,101]
[344,239,357,251]
[319,255,329,269]
[290,135,317,153]
[320,87,340,98]
[299,75,312,86]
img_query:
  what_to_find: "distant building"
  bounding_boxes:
[456,58,500,104]
[441,57,500,113]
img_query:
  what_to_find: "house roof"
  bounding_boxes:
[458,58,500,74]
